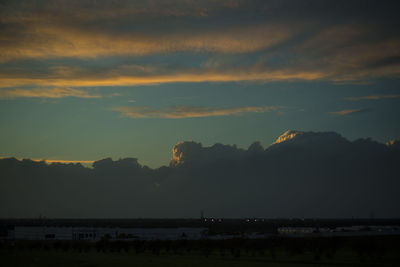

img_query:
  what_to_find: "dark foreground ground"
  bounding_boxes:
[2,235,400,267]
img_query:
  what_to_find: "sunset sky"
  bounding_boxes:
[1,0,400,168]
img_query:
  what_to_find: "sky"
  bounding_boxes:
[1,0,400,168]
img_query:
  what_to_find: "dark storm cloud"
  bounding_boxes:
[0,0,399,90]
[1,130,399,218]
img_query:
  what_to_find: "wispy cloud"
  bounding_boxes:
[0,67,329,88]
[330,108,370,116]
[0,23,293,62]
[0,88,101,99]
[43,159,95,164]
[0,157,94,165]
[0,0,399,86]
[113,105,281,119]
[345,94,400,101]
[0,0,294,62]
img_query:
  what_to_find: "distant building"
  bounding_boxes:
[9,226,208,241]
[278,227,317,235]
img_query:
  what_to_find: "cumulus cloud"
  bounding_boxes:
[330,108,370,115]
[387,139,400,150]
[0,87,101,99]
[1,130,399,218]
[113,105,280,119]
[345,94,400,101]
[170,141,245,166]
[271,130,304,145]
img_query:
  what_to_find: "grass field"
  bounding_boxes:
[2,240,400,267]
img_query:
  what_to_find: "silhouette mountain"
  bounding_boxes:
[1,130,399,218]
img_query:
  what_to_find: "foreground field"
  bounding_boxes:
[2,236,400,267]
[2,249,399,267]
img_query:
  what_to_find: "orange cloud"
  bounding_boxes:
[43,159,95,164]
[345,94,400,100]
[0,88,101,99]
[0,22,293,62]
[0,157,94,165]
[113,105,281,119]
[1,1,399,85]
[1,58,397,89]
[330,108,370,115]
[291,24,400,82]
[0,68,328,88]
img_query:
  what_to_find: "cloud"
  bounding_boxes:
[0,156,94,165]
[0,23,293,62]
[170,141,245,166]
[290,24,400,82]
[0,0,294,62]
[0,65,329,88]
[345,94,400,101]
[113,105,280,119]
[0,87,101,99]
[330,108,370,116]
[0,0,399,87]
[1,130,399,218]
[44,159,95,164]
